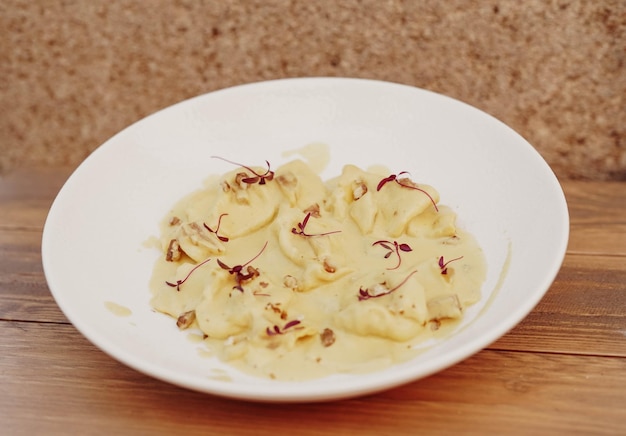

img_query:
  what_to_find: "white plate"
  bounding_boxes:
[42,78,569,402]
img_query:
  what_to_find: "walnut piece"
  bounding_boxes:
[320,328,336,347]
[322,257,337,273]
[303,203,321,218]
[176,310,196,330]
[352,181,368,200]
[166,239,182,262]
[283,275,298,290]
[235,172,250,189]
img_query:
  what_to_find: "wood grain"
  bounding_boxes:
[1,321,624,435]
[1,168,624,435]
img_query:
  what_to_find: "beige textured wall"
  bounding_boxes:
[1,0,625,179]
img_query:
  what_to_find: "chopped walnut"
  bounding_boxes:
[283,275,298,290]
[322,258,337,273]
[265,302,282,314]
[352,181,368,200]
[397,177,418,188]
[182,222,221,247]
[235,172,250,189]
[303,203,321,218]
[166,239,182,262]
[429,319,441,331]
[176,310,196,330]
[265,302,288,320]
[245,265,260,280]
[320,328,336,347]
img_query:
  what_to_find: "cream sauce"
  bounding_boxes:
[104,301,132,317]
[150,159,486,381]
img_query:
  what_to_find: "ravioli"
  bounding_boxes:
[149,158,486,380]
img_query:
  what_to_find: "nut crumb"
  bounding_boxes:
[235,172,250,189]
[320,328,336,347]
[176,310,196,330]
[283,275,298,290]
[323,258,336,273]
[352,181,368,200]
[303,203,321,218]
[166,239,181,262]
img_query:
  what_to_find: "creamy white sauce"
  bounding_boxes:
[149,157,486,381]
[104,301,132,317]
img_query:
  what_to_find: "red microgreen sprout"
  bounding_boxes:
[291,212,341,237]
[358,270,418,301]
[217,241,268,292]
[211,156,274,185]
[165,257,212,291]
[266,319,302,336]
[377,171,439,212]
[438,255,464,275]
[372,240,412,270]
[203,213,229,242]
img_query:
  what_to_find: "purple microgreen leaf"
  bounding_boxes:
[373,240,412,270]
[164,257,212,291]
[399,243,412,252]
[395,178,439,212]
[378,171,439,212]
[358,270,417,301]
[218,242,268,293]
[376,174,396,191]
[217,259,230,270]
[438,255,464,275]
[292,212,341,238]
[211,156,274,185]
[203,213,229,242]
[283,319,301,330]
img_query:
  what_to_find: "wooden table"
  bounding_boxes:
[1,166,625,435]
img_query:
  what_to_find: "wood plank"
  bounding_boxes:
[563,181,626,225]
[1,321,623,435]
[563,181,626,256]
[0,229,68,323]
[493,254,626,357]
[568,223,626,256]
[0,166,74,230]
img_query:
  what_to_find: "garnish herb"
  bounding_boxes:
[291,212,341,237]
[217,241,268,292]
[438,255,464,274]
[203,213,229,242]
[266,319,302,336]
[372,240,412,270]
[165,257,212,291]
[358,270,418,301]
[377,171,439,212]
[211,156,274,185]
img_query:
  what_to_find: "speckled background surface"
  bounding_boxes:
[1,0,625,179]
